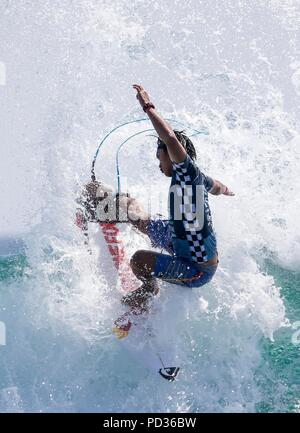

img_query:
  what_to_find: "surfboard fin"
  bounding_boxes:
[158,367,180,382]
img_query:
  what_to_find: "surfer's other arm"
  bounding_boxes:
[79,181,150,234]
[118,194,150,235]
[133,84,186,163]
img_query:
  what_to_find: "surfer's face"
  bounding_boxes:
[156,148,173,177]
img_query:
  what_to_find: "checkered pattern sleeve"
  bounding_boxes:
[203,174,214,192]
[172,155,198,184]
[172,156,214,191]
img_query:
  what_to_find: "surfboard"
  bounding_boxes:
[76,209,180,381]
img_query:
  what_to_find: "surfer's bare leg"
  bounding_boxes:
[122,250,159,308]
[130,250,158,292]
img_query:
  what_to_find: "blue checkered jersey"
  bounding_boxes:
[168,155,217,263]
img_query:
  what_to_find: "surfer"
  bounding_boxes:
[81,84,234,310]
[122,84,234,308]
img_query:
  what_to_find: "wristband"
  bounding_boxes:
[143,102,155,112]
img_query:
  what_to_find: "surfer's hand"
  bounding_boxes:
[132,84,151,107]
[209,180,235,196]
[221,183,235,196]
[84,181,101,200]
[84,181,114,201]
[223,187,235,196]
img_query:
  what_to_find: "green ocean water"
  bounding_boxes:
[255,261,300,413]
[0,255,28,282]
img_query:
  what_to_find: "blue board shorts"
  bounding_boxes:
[147,219,218,288]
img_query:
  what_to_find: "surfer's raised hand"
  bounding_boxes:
[132,84,152,109]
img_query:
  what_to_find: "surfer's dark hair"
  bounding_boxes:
[157,130,197,161]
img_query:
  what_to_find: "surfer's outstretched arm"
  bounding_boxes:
[132,84,235,197]
[133,84,187,163]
